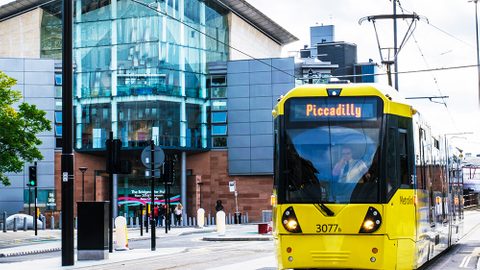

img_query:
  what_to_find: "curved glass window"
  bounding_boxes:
[283,97,383,204]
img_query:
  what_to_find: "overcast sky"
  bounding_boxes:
[0,0,478,154]
[247,0,480,155]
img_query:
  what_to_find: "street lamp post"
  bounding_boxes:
[79,167,88,201]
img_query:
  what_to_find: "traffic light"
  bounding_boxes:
[28,166,37,186]
[106,138,132,174]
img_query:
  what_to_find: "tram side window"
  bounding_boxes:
[399,130,409,187]
[386,127,398,196]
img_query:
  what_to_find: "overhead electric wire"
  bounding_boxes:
[129,0,298,80]
[397,0,459,130]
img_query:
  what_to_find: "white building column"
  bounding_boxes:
[200,1,207,148]
[179,0,186,147]
[74,0,83,149]
[111,0,118,138]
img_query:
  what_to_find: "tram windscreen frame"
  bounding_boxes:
[282,96,383,204]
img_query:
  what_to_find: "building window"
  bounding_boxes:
[55,124,62,136]
[212,125,227,136]
[212,112,227,123]
[211,100,227,111]
[54,74,62,85]
[213,136,227,147]
[55,111,63,124]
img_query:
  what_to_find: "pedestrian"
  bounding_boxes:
[215,200,224,212]
[174,203,183,226]
[153,205,159,227]
[158,204,165,226]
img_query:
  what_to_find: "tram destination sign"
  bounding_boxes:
[288,97,379,122]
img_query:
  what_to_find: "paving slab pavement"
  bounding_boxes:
[0,224,271,258]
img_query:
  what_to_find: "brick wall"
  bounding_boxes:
[187,150,273,222]
[55,150,273,222]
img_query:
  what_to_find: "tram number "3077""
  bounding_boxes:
[316,224,341,233]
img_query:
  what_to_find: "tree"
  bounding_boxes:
[0,71,51,186]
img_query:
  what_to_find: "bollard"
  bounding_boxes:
[197,208,205,228]
[228,213,231,225]
[114,216,129,251]
[216,210,226,236]
[129,217,133,228]
[23,217,27,231]
[135,217,139,228]
[193,217,197,227]
[2,212,6,232]
[51,216,55,230]
[246,212,249,223]
[188,216,192,227]
[13,217,17,232]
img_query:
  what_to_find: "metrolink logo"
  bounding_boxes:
[305,103,362,118]
[399,196,414,205]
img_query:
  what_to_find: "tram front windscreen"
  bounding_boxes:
[282,96,383,204]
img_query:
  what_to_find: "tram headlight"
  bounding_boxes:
[282,207,302,233]
[359,207,382,233]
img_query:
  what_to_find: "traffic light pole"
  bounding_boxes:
[150,140,156,251]
[34,161,37,236]
[61,0,75,263]
[108,132,113,253]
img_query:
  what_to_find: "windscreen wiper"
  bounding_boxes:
[315,203,335,216]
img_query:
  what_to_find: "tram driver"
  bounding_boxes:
[332,146,369,183]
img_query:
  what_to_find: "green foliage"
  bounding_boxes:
[0,71,51,186]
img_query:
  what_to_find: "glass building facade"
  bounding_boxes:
[71,0,229,150]
[37,0,229,215]
[39,0,229,150]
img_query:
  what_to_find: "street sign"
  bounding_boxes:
[141,146,165,168]
[229,181,236,192]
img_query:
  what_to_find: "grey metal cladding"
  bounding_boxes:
[272,70,294,84]
[272,83,294,96]
[249,71,271,85]
[24,97,54,111]
[251,134,273,147]
[272,57,294,70]
[250,96,272,110]
[25,85,55,98]
[228,122,250,135]
[0,201,23,215]
[249,109,272,122]
[24,59,55,72]
[228,97,249,111]
[0,188,23,201]
[251,147,273,160]
[3,71,24,84]
[228,160,251,174]
[250,121,273,135]
[25,72,54,85]
[227,85,250,98]
[37,136,55,149]
[228,147,251,160]
[250,84,272,97]
[227,60,250,73]
[3,175,24,188]
[227,72,249,86]
[227,135,251,147]
[251,159,273,174]
[249,59,271,72]
[228,110,249,123]
[0,58,24,71]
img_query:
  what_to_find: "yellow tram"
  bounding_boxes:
[272,84,464,269]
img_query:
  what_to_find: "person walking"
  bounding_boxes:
[174,203,183,226]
